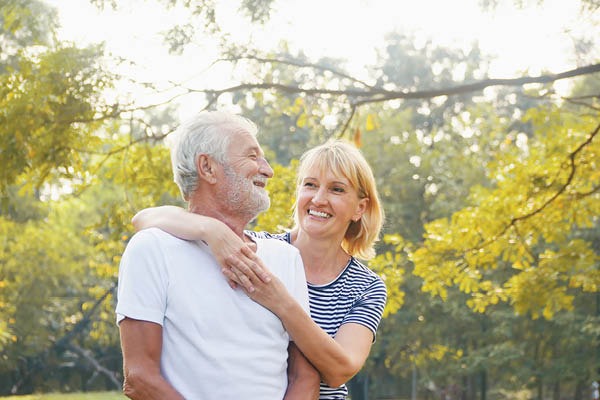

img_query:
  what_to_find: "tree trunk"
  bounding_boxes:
[479,370,487,400]
[347,373,366,400]
[537,377,543,400]
[574,380,585,400]
[552,380,560,400]
[479,316,487,400]
[467,374,475,400]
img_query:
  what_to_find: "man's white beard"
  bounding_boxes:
[221,165,270,219]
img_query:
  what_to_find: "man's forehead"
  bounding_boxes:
[227,128,263,154]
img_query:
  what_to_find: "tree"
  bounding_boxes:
[2,0,600,397]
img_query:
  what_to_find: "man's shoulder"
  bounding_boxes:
[126,228,196,254]
[255,236,299,256]
[126,228,190,251]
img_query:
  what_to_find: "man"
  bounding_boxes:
[116,112,319,399]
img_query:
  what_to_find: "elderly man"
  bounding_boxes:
[116,112,319,399]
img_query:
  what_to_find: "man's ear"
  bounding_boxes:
[196,154,218,184]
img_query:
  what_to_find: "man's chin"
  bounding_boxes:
[244,196,270,222]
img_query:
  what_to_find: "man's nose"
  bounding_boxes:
[259,157,274,178]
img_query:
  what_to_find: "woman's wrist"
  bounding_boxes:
[271,290,300,319]
[195,215,225,242]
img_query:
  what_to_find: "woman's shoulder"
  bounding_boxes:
[346,258,386,286]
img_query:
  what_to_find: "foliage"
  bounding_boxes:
[1,0,599,398]
[0,44,114,194]
[253,160,297,233]
[0,392,125,399]
[412,107,600,319]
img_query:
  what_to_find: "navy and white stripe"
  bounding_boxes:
[247,231,387,400]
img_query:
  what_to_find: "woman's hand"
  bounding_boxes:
[201,219,271,291]
[222,263,291,313]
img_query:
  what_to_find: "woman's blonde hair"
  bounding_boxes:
[293,140,384,260]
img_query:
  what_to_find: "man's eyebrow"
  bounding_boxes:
[243,146,261,155]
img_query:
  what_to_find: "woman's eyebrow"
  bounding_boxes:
[331,180,349,186]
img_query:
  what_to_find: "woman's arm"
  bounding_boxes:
[132,206,271,289]
[133,206,228,243]
[221,268,375,388]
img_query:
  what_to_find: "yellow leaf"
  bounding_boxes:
[297,113,307,128]
[366,114,375,131]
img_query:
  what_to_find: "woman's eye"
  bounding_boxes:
[332,187,345,193]
[304,182,315,187]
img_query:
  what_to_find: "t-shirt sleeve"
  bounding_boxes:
[290,251,311,317]
[115,229,169,326]
[341,277,387,342]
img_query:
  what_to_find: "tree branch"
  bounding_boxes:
[55,281,118,349]
[483,121,600,246]
[13,282,119,393]
[563,97,600,111]
[216,55,375,88]
[107,63,600,137]
[179,63,600,103]
[352,63,600,105]
[573,183,600,199]
[65,343,121,389]
[564,94,600,101]
[337,105,357,139]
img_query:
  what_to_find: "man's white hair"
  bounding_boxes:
[170,111,258,199]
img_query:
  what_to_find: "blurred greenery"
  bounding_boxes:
[1,0,599,399]
[0,392,125,399]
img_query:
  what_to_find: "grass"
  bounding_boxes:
[0,392,126,400]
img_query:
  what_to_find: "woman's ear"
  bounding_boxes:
[196,154,218,184]
[353,198,369,222]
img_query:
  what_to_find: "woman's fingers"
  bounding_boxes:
[234,272,285,313]
[221,267,242,287]
[238,248,272,284]
[225,255,265,286]
[226,261,259,293]
[222,267,253,292]
[227,277,238,290]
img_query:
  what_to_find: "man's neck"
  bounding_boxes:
[187,202,252,241]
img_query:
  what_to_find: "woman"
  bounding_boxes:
[132,140,386,399]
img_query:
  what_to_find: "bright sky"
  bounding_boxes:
[46,0,594,119]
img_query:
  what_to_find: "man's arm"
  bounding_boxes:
[119,318,184,400]
[283,342,320,400]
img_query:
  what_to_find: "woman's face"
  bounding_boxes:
[296,165,368,242]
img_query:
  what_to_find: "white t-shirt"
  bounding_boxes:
[116,228,310,400]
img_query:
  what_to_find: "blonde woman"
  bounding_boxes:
[133,141,387,399]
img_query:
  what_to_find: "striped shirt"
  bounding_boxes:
[247,231,387,400]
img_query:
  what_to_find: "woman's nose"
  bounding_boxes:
[311,187,328,205]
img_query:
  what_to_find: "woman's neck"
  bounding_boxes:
[291,229,351,285]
